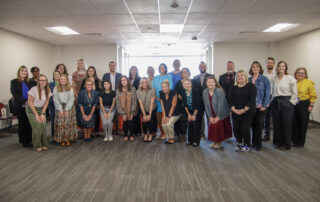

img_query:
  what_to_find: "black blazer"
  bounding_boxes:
[101,72,122,91]
[219,72,236,97]
[181,88,201,112]
[192,73,213,92]
[131,77,141,90]
[10,79,33,115]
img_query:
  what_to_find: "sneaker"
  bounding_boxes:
[241,145,250,152]
[104,137,109,142]
[234,144,242,152]
[109,136,113,142]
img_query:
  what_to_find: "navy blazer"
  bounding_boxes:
[181,88,201,112]
[102,72,122,91]
[10,79,33,115]
[192,73,213,92]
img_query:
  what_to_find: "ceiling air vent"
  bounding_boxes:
[82,33,102,37]
[239,31,258,36]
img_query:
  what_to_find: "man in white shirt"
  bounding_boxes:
[262,57,276,141]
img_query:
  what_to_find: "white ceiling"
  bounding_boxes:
[1,0,320,55]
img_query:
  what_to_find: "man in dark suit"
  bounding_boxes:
[102,61,122,91]
[219,61,236,99]
[101,61,122,135]
[192,61,213,137]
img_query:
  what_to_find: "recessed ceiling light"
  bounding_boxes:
[44,26,79,35]
[263,23,299,32]
[160,24,184,33]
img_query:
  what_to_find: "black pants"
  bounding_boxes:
[292,100,310,147]
[251,109,267,149]
[132,107,142,135]
[123,120,134,137]
[272,96,294,148]
[17,107,32,146]
[142,108,157,134]
[264,104,272,136]
[233,116,254,146]
[187,110,203,144]
[94,107,100,133]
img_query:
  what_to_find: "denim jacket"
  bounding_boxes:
[249,74,271,108]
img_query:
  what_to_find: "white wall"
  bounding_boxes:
[277,29,320,122]
[57,44,117,79]
[213,42,275,77]
[0,29,55,104]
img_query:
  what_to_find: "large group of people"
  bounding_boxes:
[10,57,317,152]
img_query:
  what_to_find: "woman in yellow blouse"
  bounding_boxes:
[293,67,317,147]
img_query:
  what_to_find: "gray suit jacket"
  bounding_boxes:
[203,87,230,120]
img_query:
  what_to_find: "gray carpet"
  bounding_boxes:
[0,126,319,202]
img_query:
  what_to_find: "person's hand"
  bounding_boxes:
[178,95,182,100]
[162,117,169,124]
[308,106,313,112]
[129,114,133,120]
[64,111,69,117]
[83,114,89,121]
[188,114,193,121]
[40,114,46,123]
[244,106,249,111]
[104,113,110,120]
[146,115,151,122]
[191,114,196,122]
[59,111,64,118]
[260,107,266,111]
[209,117,215,124]
[87,114,92,120]
[35,114,42,123]
[212,117,220,124]
[123,115,127,121]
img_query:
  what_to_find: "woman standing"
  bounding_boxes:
[181,78,202,146]
[292,67,316,147]
[10,66,33,147]
[78,79,99,142]
[54,63,72,82]
[228,70,257,152]
[48,70,60,141]
[137,78,157,142]
[53,74,78,146]
[80,66,102,135]
[129,66,142,136]
[249,61,271,150]
[272,61,297,150]
[160,80,181,144]
[116,76,138,142]
[26,74,52,151]
[174,67,191,141]
[147,66,155,83]
[152,63,173,139]
[99,80,116,141]
[203,76,232,149]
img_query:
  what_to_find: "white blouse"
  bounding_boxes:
[272,75,297,105]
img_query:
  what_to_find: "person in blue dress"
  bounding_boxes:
[78,79,99,142]
[152,63,173,139]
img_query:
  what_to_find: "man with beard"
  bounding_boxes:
[262,57,276,141]
[219,61,236,99]
[193,62,213,137]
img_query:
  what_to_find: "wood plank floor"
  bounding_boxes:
[0,125,319,202]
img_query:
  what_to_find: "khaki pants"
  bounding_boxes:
[162,115,181,139]
[26,105,48,150]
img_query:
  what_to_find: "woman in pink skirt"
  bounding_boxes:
[203,76,232,149]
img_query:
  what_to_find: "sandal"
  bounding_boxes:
[61,142,65,146]
[36,148,42,152]
[124,137,129,142]
[66,141,71,146]
[42,146,48,151]
[144,135,148,142]
[130,136,134,142]
[148,135,153,142]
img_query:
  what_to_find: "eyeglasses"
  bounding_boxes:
[39,80,47,82]
[297,72,305,74]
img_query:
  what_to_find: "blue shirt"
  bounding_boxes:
[152,74,173,112]
[249,74,271,108]
[169,72,181,89]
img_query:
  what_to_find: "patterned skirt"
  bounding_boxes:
[54,106,78,143]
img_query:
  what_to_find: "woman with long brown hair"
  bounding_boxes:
[10,66,33,147]
[26,74,52,151]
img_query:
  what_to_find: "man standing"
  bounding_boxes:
[193,62,213,137]
[30,66,40,87]
[219,61,236,98]
[262,57,276,141]
[169,59,181,89]
[102,61,122,135]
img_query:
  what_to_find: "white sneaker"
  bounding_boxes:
[104,137,109,142]
[109,136,113,142]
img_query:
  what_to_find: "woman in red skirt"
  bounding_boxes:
[203,76,232,149]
